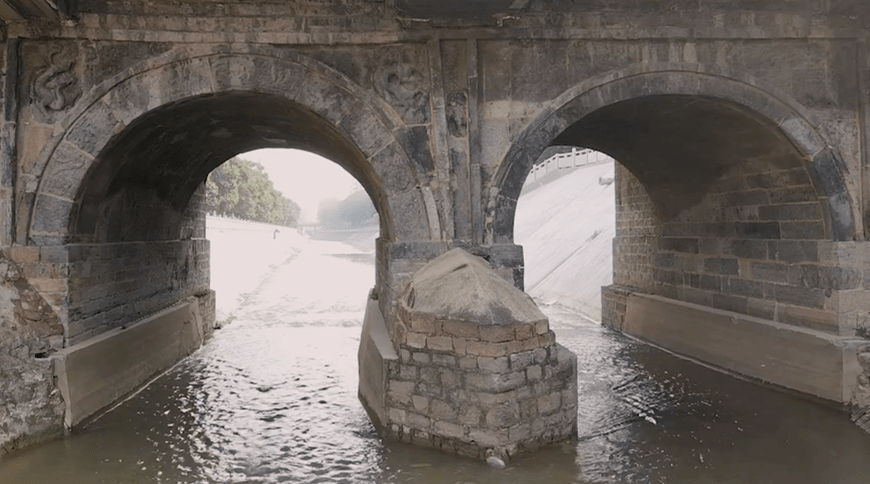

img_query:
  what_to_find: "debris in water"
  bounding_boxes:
[485,449,506,469]
[486,456,506,469]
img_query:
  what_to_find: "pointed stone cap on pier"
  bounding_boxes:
[401,248,547,326]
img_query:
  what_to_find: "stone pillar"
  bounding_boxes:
[601,283,636,331]
[360,248,577,461]
[0,40,17,247]
[0,250,65,456]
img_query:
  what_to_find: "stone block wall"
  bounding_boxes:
[66,239,210,345]
[0,40,12,248]
[601,284,633,332]
[60,187,211,345]
[610,161,870,336]
[613,163,657,290]
[6,245,72,332]
[180,184,208,240]
[383,316,577,459]
[375,239,448,336]
[196,288,217,334]
[0,250,65,456]
[478,243,525,291]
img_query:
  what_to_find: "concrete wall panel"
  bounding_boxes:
[53,299,205,429]
[622,292,864,404]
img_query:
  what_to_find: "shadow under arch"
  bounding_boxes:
[27,49,438,246]
[491,69,856,245]
[70,90,395,244]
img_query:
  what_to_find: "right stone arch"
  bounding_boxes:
[488,67,867,404]
[491,67,863,338]
[491,68,857,246]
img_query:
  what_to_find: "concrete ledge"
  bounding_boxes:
[623,293,864,403]
[53,299,205,429]
[358,294,398,429]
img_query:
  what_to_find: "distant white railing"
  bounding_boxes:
[524,148,613,185]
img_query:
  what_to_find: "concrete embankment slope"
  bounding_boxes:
[311,224,379,253]
[206,216,307,322]
[515,162,616,320]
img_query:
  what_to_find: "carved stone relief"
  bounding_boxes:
[446,90,468,137]
[32,44,81,115]
[376,61,430,125]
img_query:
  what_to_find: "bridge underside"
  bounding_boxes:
[2,0,870,459]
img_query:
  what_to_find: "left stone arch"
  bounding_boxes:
[25,46,441,245]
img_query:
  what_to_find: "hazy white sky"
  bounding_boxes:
[240,148,362,223]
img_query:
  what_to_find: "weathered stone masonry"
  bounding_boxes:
[0,250,64,455]
[2,0,870,456]
[361,249,577,459]
[64,186,211,345]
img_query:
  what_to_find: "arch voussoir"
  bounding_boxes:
[144,57,216,110]
[39,142,93,201]
[30,50,440,245]
[809,148,855,241]
[208,55,305,98]
[338,102,395,159]
[30,195,75,240]
[368,142,417,197]
[63,100,125,159]
[780,117,827,158]
[388,189,432,241]
[392,126,436,179]
[293,71,358,130]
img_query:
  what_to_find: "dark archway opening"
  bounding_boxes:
[64,91,389,345]
[71,91,393,244]
[552,95,809,221]
[513,94,836,333]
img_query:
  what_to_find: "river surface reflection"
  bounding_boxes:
[2,239,870,483]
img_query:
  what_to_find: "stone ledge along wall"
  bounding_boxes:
[0,250,65,456]
[372,248,577,460]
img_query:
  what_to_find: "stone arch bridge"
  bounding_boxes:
[1,0,870,457]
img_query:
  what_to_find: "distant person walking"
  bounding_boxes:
[273,229,279,239]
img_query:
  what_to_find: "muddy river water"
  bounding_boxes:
[2,238,870,483]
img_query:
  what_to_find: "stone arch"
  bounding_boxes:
[491,66,856,245]
[27,47,440,244]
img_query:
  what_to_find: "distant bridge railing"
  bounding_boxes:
[206,214,294,233]
[524,148,614,187]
